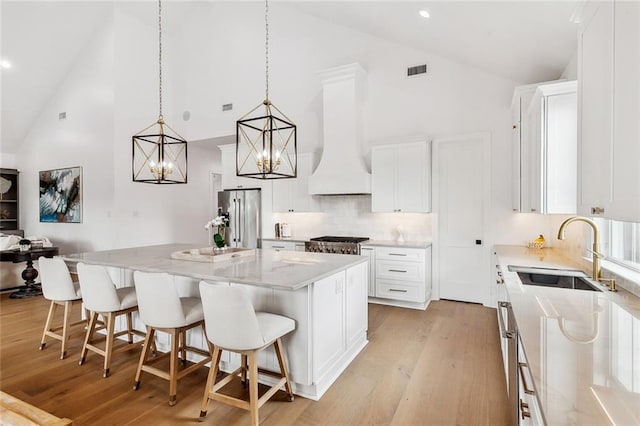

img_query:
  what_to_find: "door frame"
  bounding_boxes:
[432,132,492,306]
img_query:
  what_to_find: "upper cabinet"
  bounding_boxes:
[219,144,263,190]
[272,152,320,213]
[578,1,640,222]
[0,169,19,231]
[512,80,577,214]
[371,140,431,213]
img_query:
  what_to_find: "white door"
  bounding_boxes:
[433,133,490,304]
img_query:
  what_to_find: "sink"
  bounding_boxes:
[507,265,602,292]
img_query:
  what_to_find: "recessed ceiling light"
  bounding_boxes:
[419,10,430,19]
[0,59,12,69]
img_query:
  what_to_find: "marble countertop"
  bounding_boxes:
[63,244,367,291]
[494,245,640,426]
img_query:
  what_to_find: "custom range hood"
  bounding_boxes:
[308,63,371,195]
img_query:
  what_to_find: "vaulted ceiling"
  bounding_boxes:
[0,1,580,154]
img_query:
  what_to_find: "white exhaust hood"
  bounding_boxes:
[308,63,371,195]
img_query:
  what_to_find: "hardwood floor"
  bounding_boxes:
[0,293,510,425]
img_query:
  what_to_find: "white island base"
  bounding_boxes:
[64,246,369,401]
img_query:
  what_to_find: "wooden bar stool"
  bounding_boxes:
[76,262,146,378]
[132,271,211,406]
[198,282,295,426]
[38,256,87,359]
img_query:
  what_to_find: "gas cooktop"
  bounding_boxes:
[309,236,369,243]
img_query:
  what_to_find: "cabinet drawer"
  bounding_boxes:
[262,240,296,251]
[376,260,424,282]
[376,247,425,262]
[376,281,425,303]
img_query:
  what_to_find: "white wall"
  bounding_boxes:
[16,14,116,253]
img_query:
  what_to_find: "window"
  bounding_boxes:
[593,218,640,273]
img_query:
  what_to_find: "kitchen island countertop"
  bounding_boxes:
[494,245,640,426]
[63,243,367,291]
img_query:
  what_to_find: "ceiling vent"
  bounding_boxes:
[407,64,427,77]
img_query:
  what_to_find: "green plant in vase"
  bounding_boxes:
[205,215,229,249]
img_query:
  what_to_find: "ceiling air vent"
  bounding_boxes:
[407,64,427,77]
[222,103,233,111]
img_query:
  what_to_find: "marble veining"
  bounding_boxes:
[62,244,367,291]
[495,245,640,426]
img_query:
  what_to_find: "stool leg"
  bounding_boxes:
[248,351,259,426]
[133,326,154,390]
[241,354,248,386]
[39,301,56,350]
[168,328,179,406]
[199,345,221,418]
[179,330,187,366]
[60,301,72,359]
[275,338,294,402]
[126,312,134,344]
[103,312,116,378]
[79,312,98,365]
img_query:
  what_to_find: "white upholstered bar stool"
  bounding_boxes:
[38,257,86,359]
[76,262,146,378]
[198,282,295,426]
[132,271,211,406]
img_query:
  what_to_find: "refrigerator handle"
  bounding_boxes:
[237,197,242,243]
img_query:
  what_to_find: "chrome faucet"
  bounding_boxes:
[557,216,617,291]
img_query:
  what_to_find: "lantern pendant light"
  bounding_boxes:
[132,0,188,184]
[236,0,297,180]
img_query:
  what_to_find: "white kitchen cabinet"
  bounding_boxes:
[368,245,432,310]
[578,1,640,222]
[511,85,538,212]
[272,153,320,213]
[517,336,544,425]
[513,80,577,214]
[371,140,431,213]
[360,245,376,297]
[345,262,368,349]
[219,144,262,190]
[262,239,305,251]
[312,271,346,380]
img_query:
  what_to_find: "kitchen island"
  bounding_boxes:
[63,244,369,401]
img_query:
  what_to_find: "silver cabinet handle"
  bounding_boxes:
[389,289,407,293]
[389,253,407,256]
[272,245,285,249]
[518,362,535,395]
[389,269,407,273]
[520,400,531,419]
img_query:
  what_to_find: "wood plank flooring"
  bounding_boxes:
[0,293,510,425]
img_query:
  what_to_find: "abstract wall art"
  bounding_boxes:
[39,166,82,223]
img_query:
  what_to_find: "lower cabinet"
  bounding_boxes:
[366,245,432,310]
[360,245,376,297]
[518,335,544,425]
[262,239,305,251]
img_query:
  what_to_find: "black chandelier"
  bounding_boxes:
[132,0,187,184]
[236,0,297,180]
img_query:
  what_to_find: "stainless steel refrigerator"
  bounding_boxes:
[217,189,261,248]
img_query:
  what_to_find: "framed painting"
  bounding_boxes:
[39,166,82,223]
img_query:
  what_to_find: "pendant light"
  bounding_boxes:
[132,0,187,184]
[236,0,297,180]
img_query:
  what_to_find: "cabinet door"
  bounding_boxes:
[578,2,613,216]
[523,96,543,213]
[291,153,319,212]
[220,144,261,190]
[611,1,640,221]
[312,272,345,379]
[272,179,292,212]
[396,142,430,212]
[371,145,396,212]
[345,262,367,349]
[360,246,375,297]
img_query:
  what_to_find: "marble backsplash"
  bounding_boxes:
[272,195,432,242]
